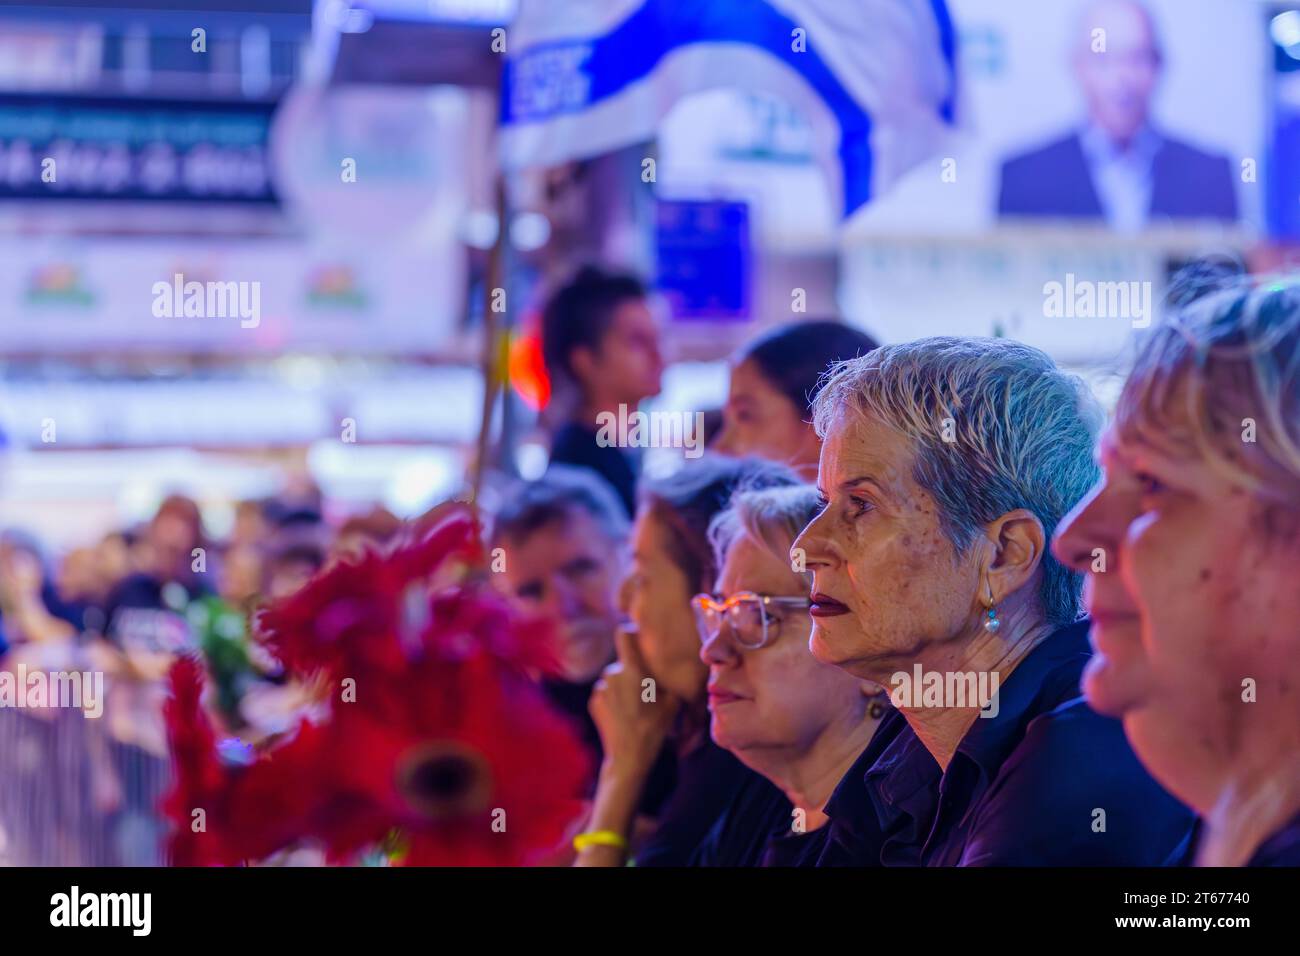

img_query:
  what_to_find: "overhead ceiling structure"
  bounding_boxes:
[323,0,511,89]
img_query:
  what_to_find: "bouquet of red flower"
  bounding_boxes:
[161,505,591,866]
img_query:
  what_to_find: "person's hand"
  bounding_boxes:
[0,547,43,606]
[84,638,129,677]
[589,627,680,781]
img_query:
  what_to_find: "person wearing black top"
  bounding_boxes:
[574,456,796,867]
[541,266,665,517]
[691,483,887,867]
[813,623,1191,865]
[793,335,1192,865]
[693,772,830,867]
[1054,266,1300,867]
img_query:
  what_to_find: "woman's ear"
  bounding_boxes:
[983,508,1046,605]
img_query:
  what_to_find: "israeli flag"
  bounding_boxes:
[500,0,958,219]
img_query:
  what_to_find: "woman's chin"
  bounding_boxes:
[708,714,738,752]
[810,622,881,680]
[809,625,841,666]
[707,718,729,750]
[1082,652,1144,718]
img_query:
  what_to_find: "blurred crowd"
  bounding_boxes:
[2,256,1299,870]
[0,480,410,865]
[0,486,409,669]
[0,260,879,866]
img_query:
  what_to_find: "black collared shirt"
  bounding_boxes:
[690,771,829,867]
[634,738,757,867]
[817,620,1195,866]
[1247,812,1300,866]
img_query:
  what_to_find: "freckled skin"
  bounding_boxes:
[792,415,983,686]
[1053,423,1300,815]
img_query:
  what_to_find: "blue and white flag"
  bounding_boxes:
[500,0,958,219]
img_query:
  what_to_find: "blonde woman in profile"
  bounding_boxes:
[1054,266,1300,866]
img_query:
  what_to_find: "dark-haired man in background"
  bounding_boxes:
[541,266,665,516]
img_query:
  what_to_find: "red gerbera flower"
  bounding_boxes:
[160,655,230,867]
[161,505,590,866]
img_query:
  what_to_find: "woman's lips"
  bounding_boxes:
[810,592,850,617]
[1087,610,1140,655]
[706,684,748,706]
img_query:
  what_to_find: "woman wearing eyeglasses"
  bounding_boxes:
[690,484,888,866]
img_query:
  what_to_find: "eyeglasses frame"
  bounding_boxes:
[690,590,813,650]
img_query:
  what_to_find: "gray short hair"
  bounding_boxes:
[490,465,629,546]
[811,337,1103,626]
[708,484,823,588]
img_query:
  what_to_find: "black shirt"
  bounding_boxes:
[549,422,640,517]
[817,620,1195,866]
[1166,810,1300,866]
[1246,811,1300,866]
[541,675,677,815]
[634,737,756,867]
[542,676,606,765]
[106,573,212,651]
[691,770,830,867]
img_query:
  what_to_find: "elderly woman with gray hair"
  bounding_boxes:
[1054,269,1300,866]
[793,336,1193,865]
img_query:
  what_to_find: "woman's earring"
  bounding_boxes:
[983,578,1001,633]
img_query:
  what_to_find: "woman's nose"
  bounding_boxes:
[792,508,833,570]
[1052,481,1108,573]
[698,625,740,666]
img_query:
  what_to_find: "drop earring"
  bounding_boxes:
[983,577,1001,633]
[867,693,888,720]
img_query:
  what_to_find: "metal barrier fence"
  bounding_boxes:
[0,704,169,866]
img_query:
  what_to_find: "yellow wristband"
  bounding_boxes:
[573,829,628,853]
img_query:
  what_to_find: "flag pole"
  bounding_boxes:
[470,172,508,513]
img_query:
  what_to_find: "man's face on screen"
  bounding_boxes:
[1074,0,1160,147]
